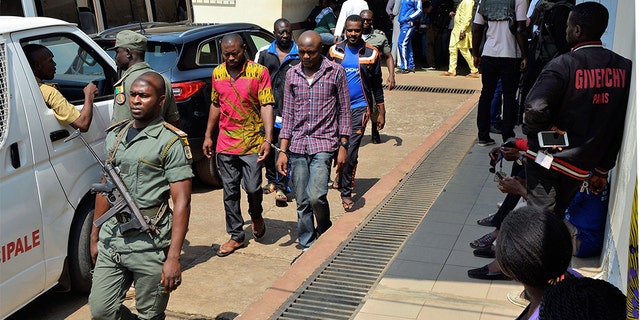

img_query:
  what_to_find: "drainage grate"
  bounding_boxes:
[273,108,478,320]
[385,84,476,95]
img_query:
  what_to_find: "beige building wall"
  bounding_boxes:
[192,0,317,33]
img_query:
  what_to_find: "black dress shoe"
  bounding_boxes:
[467,265,510,280]
[473,246,495,258]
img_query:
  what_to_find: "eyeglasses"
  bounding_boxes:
[363,18,373,22]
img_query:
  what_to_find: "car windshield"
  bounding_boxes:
[102,41,178,74]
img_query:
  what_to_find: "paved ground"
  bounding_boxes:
[7,69,486,320]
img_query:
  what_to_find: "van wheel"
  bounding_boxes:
[194,156,222,188]
[68,204,94,293]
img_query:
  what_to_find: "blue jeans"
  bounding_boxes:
[398,22,416,70]
[290,152,333,248]
[477,56,520,142]
[490,79,503,126]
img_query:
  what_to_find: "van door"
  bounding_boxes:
[0,38,49,319]
[16,29,116,286]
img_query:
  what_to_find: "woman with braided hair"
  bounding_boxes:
[496,206,574,320]
[539,275,625,320]
[497,205,625,319]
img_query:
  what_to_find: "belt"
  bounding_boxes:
[114,202,167,224]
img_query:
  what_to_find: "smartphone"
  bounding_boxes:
[495,172,504,180]
[537,131,569,148]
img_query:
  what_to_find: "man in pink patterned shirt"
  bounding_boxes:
[203,34,275,257]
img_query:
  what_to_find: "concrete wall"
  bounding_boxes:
[601,0,637,291]
[192,0,317,33]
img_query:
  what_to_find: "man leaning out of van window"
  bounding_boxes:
[23,43,98,132]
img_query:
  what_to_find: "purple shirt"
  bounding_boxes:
[280,57,351,154]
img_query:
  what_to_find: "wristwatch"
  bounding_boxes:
[339,140,350,149]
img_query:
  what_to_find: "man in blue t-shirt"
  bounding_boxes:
[328,15,385,210]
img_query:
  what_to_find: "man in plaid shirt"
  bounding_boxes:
[277,31,351,251]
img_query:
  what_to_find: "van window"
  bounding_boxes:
[0,1,24,16]
[103,0,149,29]
[22,0,98,34]
[154,0,190,22]
[21,34,116,104]
[36,0,80,25]
[0,41,8,144]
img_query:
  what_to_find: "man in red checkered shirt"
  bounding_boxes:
[277,31,351,251]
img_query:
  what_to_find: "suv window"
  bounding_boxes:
[145,42,179,73]
[197,39,220,66]
[249,33,272,53]
[101,41,178,74]
[21,34,116,104]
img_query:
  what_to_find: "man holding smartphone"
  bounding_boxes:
[523,2,631,217]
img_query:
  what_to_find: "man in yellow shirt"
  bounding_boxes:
[23,43,97,132]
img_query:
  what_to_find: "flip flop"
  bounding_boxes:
[342,198,354,211]
[275,190,287,206]
[216,239,244,257]
[263,183,276,194]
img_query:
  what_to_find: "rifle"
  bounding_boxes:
[65,129,156,236]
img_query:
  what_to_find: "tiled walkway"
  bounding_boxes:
[353,112,525,319]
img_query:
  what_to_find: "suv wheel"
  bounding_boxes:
[195,155,222,188]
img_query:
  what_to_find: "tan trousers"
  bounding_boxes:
[448,46,478,74]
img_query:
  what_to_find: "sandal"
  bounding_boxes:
[331,174,340,189]
[216,239,244,257]
[477,214,496,227]
[470,232,496,249]
[263,183,276,194]
[275,189,287,206]
[342,198,354,211]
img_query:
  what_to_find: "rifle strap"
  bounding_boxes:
[149,201,169,229]
[107,120,134,165]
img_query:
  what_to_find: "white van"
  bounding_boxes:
[1,0,193,34]
[0,17,117,319]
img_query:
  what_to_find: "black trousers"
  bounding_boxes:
[491,161,525,229]
[477,56,520,142]
[526,159,582,218]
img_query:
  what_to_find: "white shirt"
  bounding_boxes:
[473,0,528,58]
[334,0,369,37]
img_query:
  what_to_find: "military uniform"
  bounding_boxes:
[111,62,180,124]
[363,29,391,142]
[89,117,193,320]
[363,29,392,56]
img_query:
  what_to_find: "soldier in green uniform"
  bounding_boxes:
[109,30,180,126]
[360,9,394,144]
[89,72,193,320]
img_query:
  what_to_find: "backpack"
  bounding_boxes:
[531,0,574,63]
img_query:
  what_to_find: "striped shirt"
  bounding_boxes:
[280,57,351,155]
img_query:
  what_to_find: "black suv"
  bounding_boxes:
[93,22,275,187]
